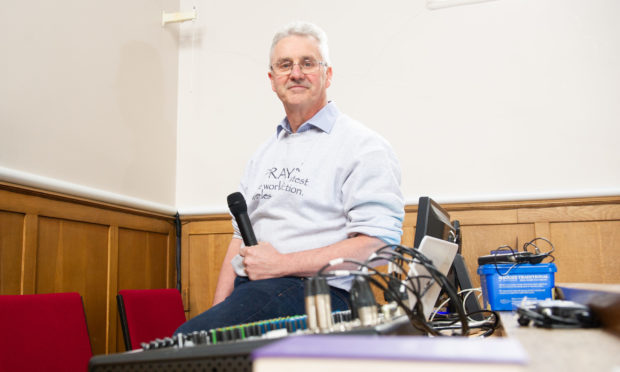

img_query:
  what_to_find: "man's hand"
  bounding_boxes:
[237,235,384,281]
[239,241,286,280]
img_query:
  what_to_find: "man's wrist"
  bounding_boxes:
[278,251,297,277]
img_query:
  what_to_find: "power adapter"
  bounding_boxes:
[477,251,545,266]
[516,299,599,328]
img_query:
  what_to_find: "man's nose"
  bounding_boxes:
[289,63,304,79]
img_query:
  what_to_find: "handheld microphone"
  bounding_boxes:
[227,192,257,247]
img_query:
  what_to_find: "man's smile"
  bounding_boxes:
[287,84,309,91]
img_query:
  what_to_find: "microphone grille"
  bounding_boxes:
[227,192,247,214]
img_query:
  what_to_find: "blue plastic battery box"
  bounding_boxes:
[477,263,557,311]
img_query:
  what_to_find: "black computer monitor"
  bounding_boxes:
[413,196,457,249]
[412,196,482,318]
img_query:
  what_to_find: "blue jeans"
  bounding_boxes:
[175,276,350,334]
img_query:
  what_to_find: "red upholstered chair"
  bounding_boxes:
[0,292,93,372]
[117,288,186,350]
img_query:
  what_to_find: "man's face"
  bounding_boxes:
[269,35,332,111]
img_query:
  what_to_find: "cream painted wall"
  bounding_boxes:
[176,0,620,213]
[1,1,618,214]
[0,0,179,210]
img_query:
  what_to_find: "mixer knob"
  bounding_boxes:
[199,330,209,344]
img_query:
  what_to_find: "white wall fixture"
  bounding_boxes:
[162,8,196,26]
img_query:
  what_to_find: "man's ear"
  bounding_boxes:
[268,72,276,92]
[325,66,333,88]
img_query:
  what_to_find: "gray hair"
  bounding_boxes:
[269,21,331,67]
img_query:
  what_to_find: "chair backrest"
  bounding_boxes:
[0,292,93,372]
[117,288,186,350]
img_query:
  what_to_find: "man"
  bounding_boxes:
[175,21,404,334]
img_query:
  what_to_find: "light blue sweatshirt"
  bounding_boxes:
[233,102,404,290]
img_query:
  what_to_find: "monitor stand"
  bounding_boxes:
[450,253,483,320]
[441,220,483,321]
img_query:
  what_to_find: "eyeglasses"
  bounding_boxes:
[270,57,328,76]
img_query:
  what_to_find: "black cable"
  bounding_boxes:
[429,309,500,337]
[316,244,470,336]
[317,257,440,335]
[491,238,556,276]
[523,237,554,255]
[174,212,182,292]
[387,244,470,335]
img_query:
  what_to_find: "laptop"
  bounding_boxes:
[405,235,458,320]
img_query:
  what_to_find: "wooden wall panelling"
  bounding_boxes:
[179,197,620,319]
[107,225,119,354]
[117,228,171,289]
[182,218,233,320]
[534,222,551,240]
[3,192,601,351]
[187,233,232,319]
[0,186,175,234]
[401,211,416,248]
[36,217,110,355]
[548,221,620,284]
[447,201,620,291]
[0,211,24,294]
[0,184,177,356]
[459,223,536,289]
[449,208,520,226]
[187,234,210,319]
[181,221,190,311]
[168,232,176,289]
[114,228,176,352]
[549,221,604,284]
[517,202,620,284]
[21,213,38,294]
[598,221,620,283]
[518,203,620,223]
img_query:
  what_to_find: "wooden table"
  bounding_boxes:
[498,283,620,371]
